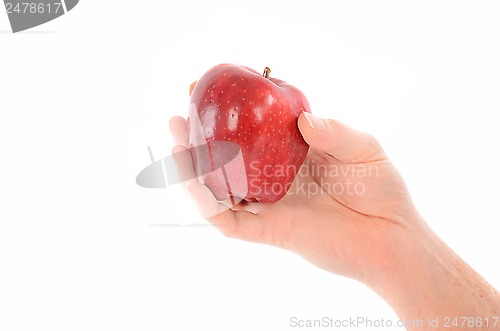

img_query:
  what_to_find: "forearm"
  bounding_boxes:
[371,224,500,330]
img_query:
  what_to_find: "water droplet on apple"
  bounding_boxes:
[201,104,218,138]
[227,108,239,131]
[267,94,275,105]
[253,107,263,123]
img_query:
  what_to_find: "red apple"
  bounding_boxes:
[188,64,311,203]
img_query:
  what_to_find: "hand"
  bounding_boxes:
[169,112,425,286]
[170,112,500,329]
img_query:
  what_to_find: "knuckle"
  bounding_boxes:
[325,119,345,134]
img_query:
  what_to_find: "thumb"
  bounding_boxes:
[298,112,386,163]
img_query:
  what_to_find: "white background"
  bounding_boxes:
[1,1,499,330]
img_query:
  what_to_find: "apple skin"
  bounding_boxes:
[188,64,311,203]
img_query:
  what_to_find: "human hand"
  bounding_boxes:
[170,112,500,329]
[169,112,427,287]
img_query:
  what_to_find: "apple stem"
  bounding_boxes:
[263,67,271,78]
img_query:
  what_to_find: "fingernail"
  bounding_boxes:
[303,112,326,131]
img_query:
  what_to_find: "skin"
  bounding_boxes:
[188,64,310,202]
[169,112,500,330]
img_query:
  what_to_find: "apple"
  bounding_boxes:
[188,64,311,203]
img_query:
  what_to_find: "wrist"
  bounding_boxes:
[368,220,500,329]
